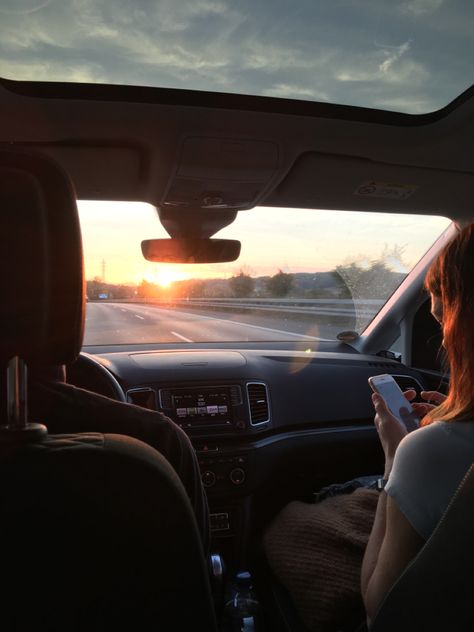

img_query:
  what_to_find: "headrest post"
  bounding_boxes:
[7,356,27,428]
[0,356,47,444]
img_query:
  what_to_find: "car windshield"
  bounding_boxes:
[78,202,450,345]
[0,0,472,114]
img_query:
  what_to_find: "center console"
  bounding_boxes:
[126,378,270,571]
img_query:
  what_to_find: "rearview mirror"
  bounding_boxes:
[141,238,241,263]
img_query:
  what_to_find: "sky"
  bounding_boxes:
[0,0,473,113]
[0,1,463,286]
[77,201,451,286]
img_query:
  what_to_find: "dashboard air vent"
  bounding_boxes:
[247,382,270,425]
[368,362,398,369]
[126,387,157,411]
[392,375,423,396]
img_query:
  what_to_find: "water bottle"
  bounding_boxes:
[224,571,262,631]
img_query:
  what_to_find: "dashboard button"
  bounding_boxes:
[202,470,216,488]
[229,467,246,485]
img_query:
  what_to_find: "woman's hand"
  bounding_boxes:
[372,393,407,476]
[403,389,447,419]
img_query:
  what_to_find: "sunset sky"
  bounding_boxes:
[77,201,451,286]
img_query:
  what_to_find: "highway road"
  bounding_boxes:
[83,302,357,345]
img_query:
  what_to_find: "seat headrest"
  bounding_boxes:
[0,150,85,366]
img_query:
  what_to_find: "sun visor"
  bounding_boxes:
[265,152,474,216]
[18,144,145,200]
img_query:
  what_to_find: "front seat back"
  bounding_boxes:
[0,149,217,632]
[370,463,474,631]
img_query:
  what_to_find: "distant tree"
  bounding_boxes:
[172,280,187,298]
[136,280,148,298]
[136,279,161,298]
[187,280,205,298]
[113,284,135,299]
[86,276,105,300]
[229,270,255,298]
[204,280,233,298]
[86,280,137,300]
[265,269,294,297]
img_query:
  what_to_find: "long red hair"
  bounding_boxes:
[423,223,474,424]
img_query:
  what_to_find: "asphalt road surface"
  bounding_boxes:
[83,302,356,345]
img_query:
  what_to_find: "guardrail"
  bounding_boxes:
[91,297,384,319]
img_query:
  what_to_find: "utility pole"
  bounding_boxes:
[101,258,106,283]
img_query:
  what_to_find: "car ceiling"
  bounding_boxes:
[0,78,473,223]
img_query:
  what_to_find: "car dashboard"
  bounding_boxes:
[74,345,428,562]
[98,347,424,434]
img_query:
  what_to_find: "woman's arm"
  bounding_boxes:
[361,393,424,623]
[360,459,391,600]
[362,491,424,622]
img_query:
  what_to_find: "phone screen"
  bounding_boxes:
[369,375,419,432]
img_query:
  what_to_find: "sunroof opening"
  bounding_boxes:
[0,0,472,114]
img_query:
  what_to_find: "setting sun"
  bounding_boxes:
[153,267,188,288]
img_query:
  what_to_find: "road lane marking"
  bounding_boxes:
[171,331,193,342]
[228,319,328,340]
[173,312,324,340]
[135,315,145,320]
[92,303,329,341]
[121,309,127,312]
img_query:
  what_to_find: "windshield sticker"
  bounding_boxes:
[354,181,418,200]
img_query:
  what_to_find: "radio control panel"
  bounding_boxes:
[159,384,247,430]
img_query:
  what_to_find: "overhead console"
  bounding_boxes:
[161,136,280,211]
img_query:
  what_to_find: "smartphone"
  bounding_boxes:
[368,374,419,432]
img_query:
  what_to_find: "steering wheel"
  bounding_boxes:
[66,351,126,402]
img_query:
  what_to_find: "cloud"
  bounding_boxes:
[401,0,444,16]
[0,0,54,16]
[0,0,470,114]
[243,41,317,72]
[262,83,329,101]
[373,96,436,114]
[0,57,107,83]
[378,41,411,74]
[336,41,429,86]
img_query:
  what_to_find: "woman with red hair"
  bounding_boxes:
[362,222,474,623]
